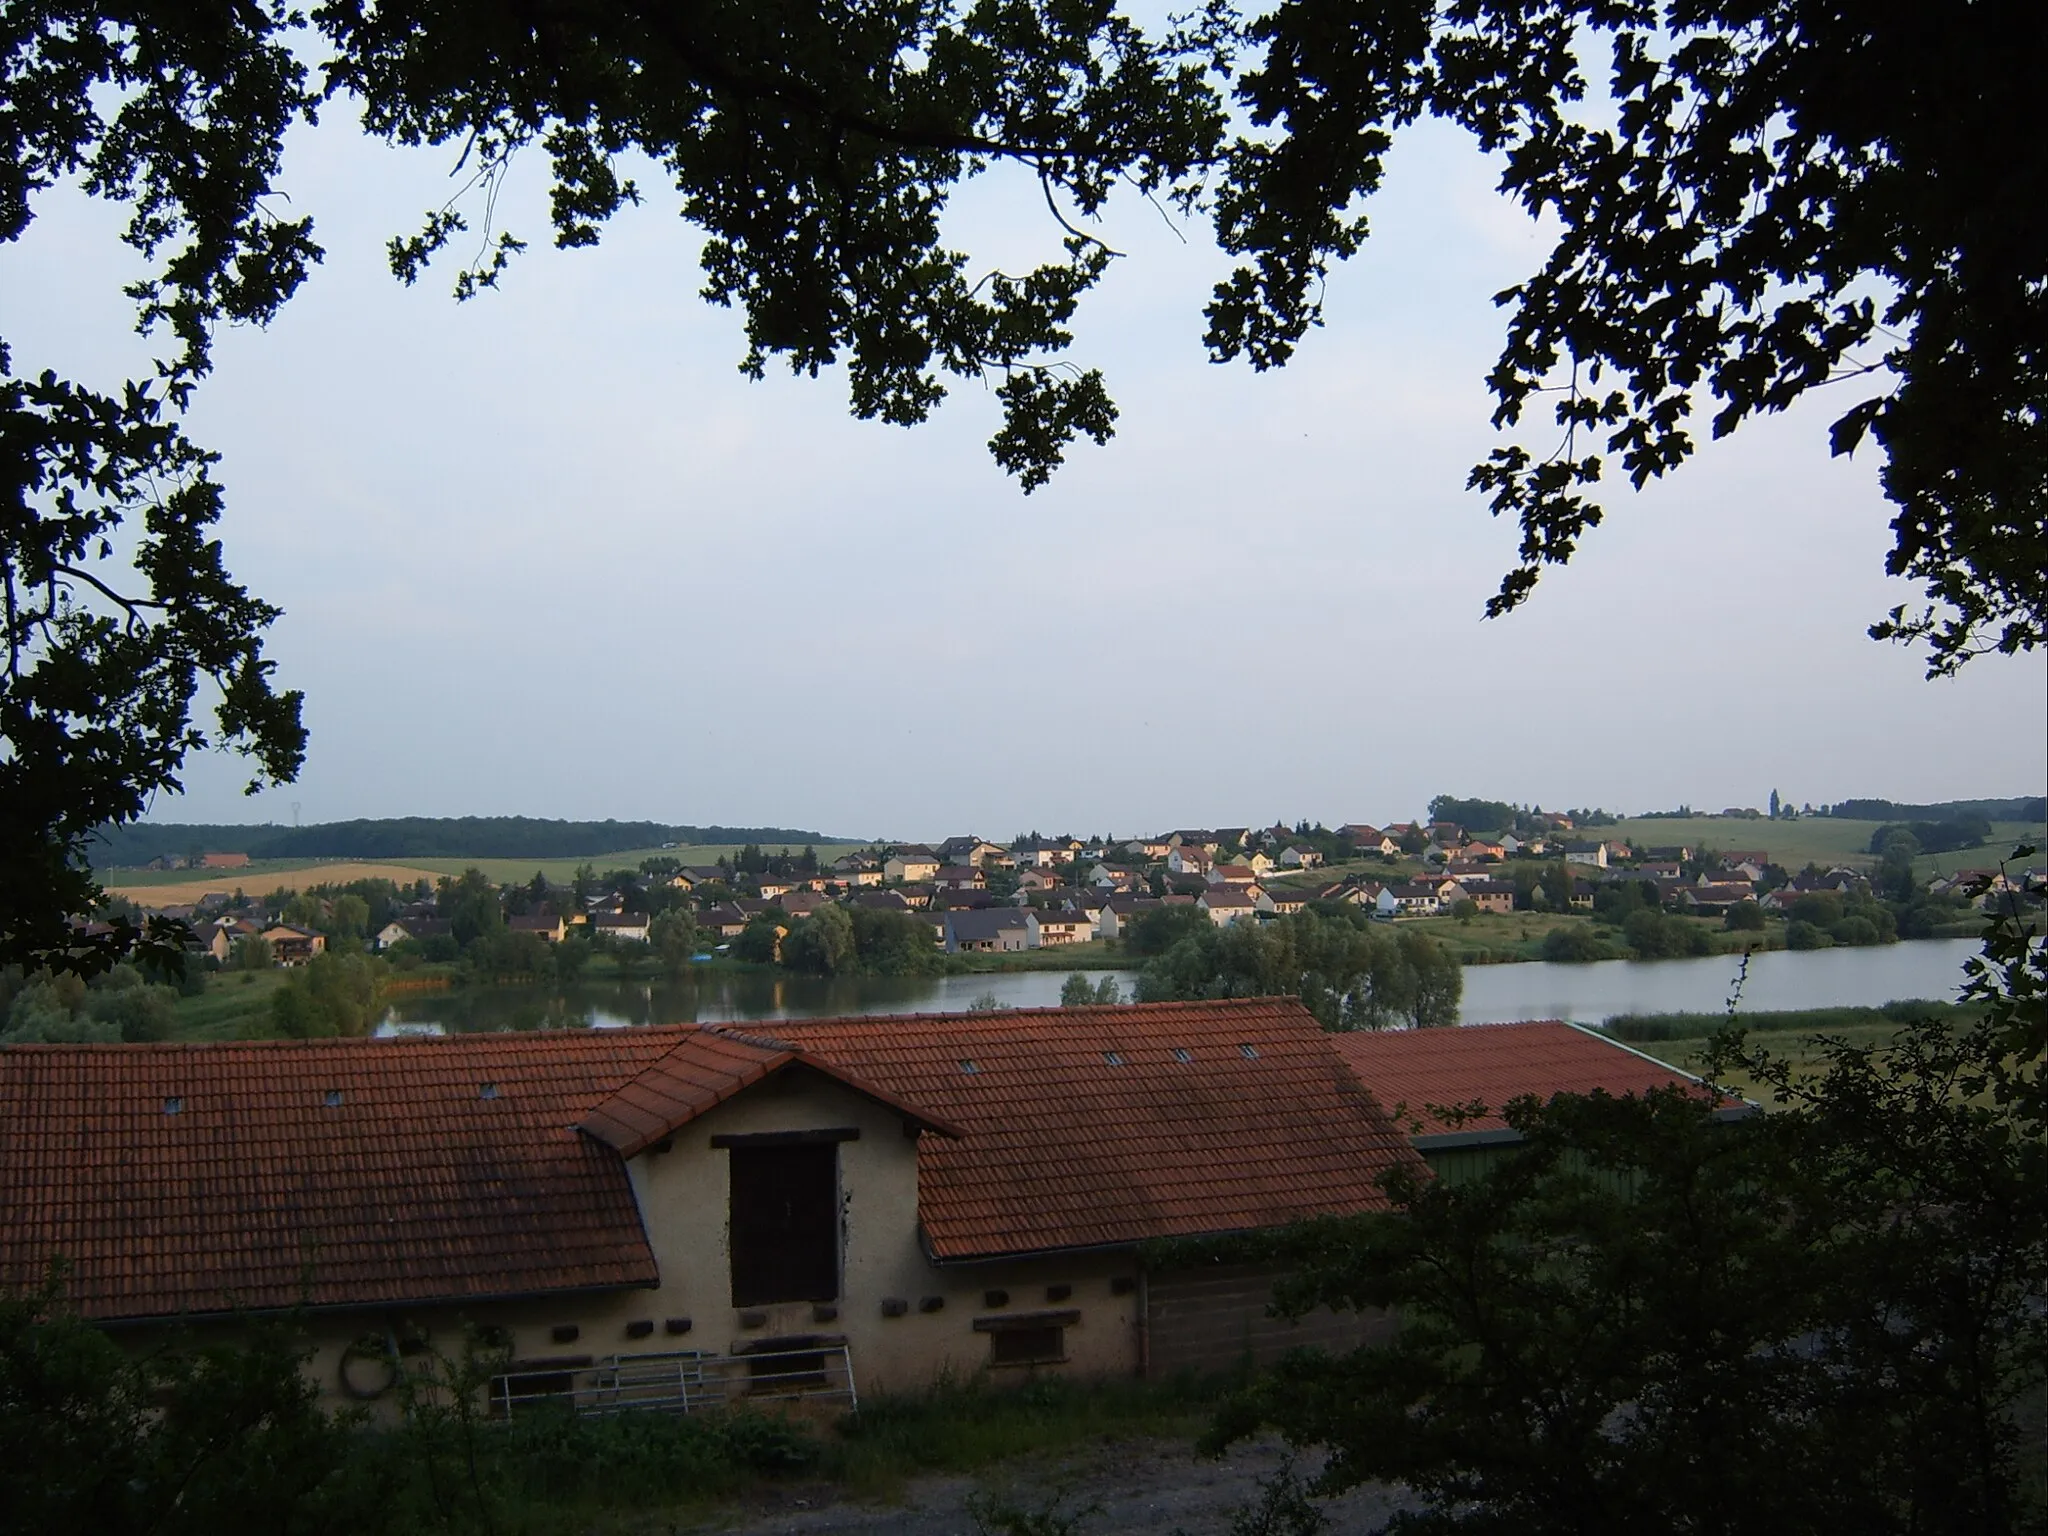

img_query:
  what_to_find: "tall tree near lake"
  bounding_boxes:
[5,1,2043,969]
[436,868,503,949]
[648,909,699,978]
[1136,908,1462,1030]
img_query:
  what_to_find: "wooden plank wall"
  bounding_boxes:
[1144,1262,1393,1378]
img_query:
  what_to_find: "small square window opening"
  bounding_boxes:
[989,1325,1065,1367]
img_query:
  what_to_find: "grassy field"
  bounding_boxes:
[1395,909,1772,963]
[1610,816,1874,867]
[1398,910,1593,963]
[1917,824,2045,878]
[104,844,869,905]
[1635,1022,1928,1106]
[107,861,453,904]
[398,844,868,885]
[955,938,1131,972]
[168,968,293,1040]
[1600,1004,1984,1108]
[1609,815,2045,876]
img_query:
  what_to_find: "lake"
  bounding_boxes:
[379,937,1987,1035]
[1455,936,1984,1024]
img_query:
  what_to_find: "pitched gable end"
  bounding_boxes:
[576,1030,964,1158]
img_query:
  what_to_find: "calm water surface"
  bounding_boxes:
[381,937,1984,1035]
[1455,937,1983,1025]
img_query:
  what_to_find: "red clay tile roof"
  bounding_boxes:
[0,1028,945,1323]
[1330,1021,1716,1138]
[769,998,1424,1261]
[3,1003,1423,1319]
[0,1032,688,1321]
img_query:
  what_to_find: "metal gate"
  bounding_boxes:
[489,1343,858,1417]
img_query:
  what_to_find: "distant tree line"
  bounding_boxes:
[1425,797,1619,834]
[1868,817,1995,857]
[1426,797,1518,834]
[1820,796,2044,822]
[85,818,838,867]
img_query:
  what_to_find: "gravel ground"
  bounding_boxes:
[697,1435,1411,1535]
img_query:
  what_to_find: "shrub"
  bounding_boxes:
[1785,920,1834,950]
[1622,909,1712,960]
[1126,904,1212,956]
[86,984,176,1042]
[1724,901,1766,932]
[1542,926,1617,963]
[1788,892,1845,927]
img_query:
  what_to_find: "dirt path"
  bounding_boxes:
[699,1435,1410,1535]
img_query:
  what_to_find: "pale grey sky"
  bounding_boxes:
[10,103,2044,840]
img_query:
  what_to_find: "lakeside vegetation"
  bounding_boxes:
[1592,999,1993,1107]
[7,904,2000,1049]
[1602,997,1983,1043]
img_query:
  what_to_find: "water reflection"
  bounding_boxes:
[383,968,1146,1033]
[382,937,1986,1034]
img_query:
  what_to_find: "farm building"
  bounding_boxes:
[0,1000,1418,1415]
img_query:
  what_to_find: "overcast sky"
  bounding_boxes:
[11,99,2044,841]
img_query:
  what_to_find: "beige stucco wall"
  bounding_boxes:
[256,1069,1145,1412]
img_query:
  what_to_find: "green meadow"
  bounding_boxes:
[1608,816,2043,876]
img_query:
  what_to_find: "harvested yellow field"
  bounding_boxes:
[106,862,446,907]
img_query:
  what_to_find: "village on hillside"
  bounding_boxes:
[112,809,2042,973]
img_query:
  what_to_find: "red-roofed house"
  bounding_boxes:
[0,1001,1416,1407]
